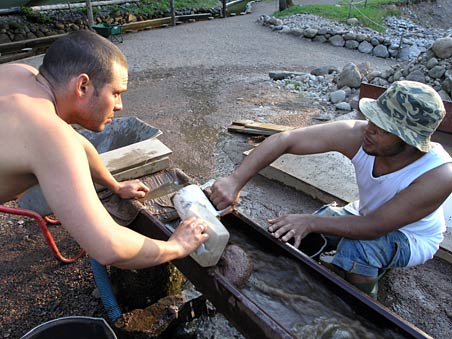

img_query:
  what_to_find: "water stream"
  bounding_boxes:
[228,230,403,339]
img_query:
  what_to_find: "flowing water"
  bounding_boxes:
[228,230,404,339]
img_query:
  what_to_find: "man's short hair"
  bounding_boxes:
[39,30,128,92]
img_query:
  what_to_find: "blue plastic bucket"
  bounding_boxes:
[20,316,117,339]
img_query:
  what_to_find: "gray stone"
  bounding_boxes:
[346,18,359,26]
[370,37,380,46]
[330,90,346,104]
[329,35,345,47]
[336,63,362,89]
[345,40,359,49]
[356,63,371,79]
[406,69,426,83]
[393,70,403,81]
[367,71,382,82]
[268,17,283,26]
[311,65,338,76]
[303,28,318,38]
[280,26,291,33]
[428,65,446,79]
[398,45,422,61]
[373,45,389,58]
[289,28,304,36]
[335,102,352,111]
[426,57,439,69]
[432,37,452,59]
[349,95,360,110]
[371,77,390,87]
[438,90,452,101]
[356,33,367,42]
[343,32,357,40]
[313,35,327,43]
[269,71,305,81]
[442,70,452,95]
[358,41,373,54]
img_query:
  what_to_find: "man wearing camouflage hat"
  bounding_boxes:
[209,80,452,299]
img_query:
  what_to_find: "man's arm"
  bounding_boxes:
[210,120,365,210]
[73,129,149,199]
[30,119,206,269]
[269,163,452,247]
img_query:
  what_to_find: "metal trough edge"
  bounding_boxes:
[128,208,432,339]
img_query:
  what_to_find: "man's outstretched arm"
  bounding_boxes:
[32,121,206,269]
[210,120,365,210]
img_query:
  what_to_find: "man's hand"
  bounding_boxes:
[168,216,209,257]
[115,179,150,199]
[268,214,315,248]
[209,176,241,210]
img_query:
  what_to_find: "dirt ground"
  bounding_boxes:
[1,1,452,338]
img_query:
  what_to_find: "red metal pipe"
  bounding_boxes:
[0,205,85,264]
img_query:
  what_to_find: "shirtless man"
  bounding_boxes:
[210,80,452,297]
[0,30,208,269]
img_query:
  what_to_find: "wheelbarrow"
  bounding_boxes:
[92,23,123,43]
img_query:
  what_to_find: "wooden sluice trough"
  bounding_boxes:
[122,170,432,339]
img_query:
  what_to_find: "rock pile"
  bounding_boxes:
[258,13,452,61]
[270,36,452,113]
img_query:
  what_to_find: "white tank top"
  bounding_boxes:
[351,143,452,266]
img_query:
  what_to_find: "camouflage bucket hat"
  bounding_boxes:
[359,80,445,152]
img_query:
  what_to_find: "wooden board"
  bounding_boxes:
[228,120,294,135]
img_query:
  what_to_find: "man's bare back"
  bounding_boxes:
[0,63,63,202]
[0,31,209,270]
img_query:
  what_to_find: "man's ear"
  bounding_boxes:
[75,74,91,97]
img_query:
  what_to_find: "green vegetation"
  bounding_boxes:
[130,0,220,15]
[274,0,402,32]
[20,6,52,23]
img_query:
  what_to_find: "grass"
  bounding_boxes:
[133,0,221,14]
[21,0,222,22]
[274,0,402,33]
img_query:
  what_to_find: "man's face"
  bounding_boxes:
[83,62,128,132]
[362,120,407,157]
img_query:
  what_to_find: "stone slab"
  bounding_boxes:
[246,150,358,205]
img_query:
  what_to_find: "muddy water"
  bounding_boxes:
[228,231,403,339]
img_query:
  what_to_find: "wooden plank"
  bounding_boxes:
[228,125,276,136]
[435,248,452,263]
[0,33,65,54]
[231,120,294,133]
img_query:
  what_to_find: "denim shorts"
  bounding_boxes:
[314,203,411,277]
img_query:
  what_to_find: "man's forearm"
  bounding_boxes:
[75,130,120,192]
[233,132,292,186]
[313,214,388,240]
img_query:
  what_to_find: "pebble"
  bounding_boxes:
[264,11,452,108]
[259,13,452,61]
